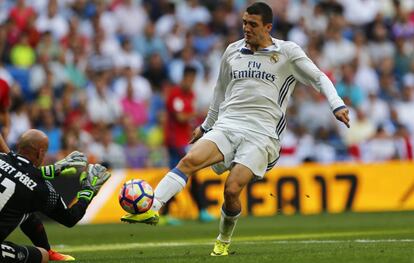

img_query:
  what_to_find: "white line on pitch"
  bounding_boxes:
[54,239,414,253]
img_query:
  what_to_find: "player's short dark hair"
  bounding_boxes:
[246,2,273,25]
[183,65,197,76]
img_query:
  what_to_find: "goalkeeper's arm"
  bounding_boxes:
[41,164,110,227]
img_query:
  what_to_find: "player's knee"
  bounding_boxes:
[224,183,242,201]
[178,153,203,173]
[37,247,49,263]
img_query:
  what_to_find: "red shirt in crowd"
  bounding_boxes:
[9,6,35,31]
[0,79,11,110]
[165,86,195,148]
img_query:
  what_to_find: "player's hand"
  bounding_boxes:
[55,151,88,176]
[334,107,350,128]
[189,126,204,144]
[77,164,111,201]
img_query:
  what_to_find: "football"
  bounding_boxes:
[119,179,154,214]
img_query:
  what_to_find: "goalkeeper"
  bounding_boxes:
[0,129,111,263]
[0,133,88,261]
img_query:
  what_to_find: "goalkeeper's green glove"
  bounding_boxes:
[41,151,88,180]
[77,164,111,202]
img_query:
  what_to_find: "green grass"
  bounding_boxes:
[8,211,414,262]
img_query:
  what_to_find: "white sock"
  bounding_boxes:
[151,168,188,211]
[217,206,241,243]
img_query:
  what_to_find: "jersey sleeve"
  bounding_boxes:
[286,42,346,111]
[201,45,232,130]
[37,180,89,227]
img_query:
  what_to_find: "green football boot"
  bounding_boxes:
[210,240,230,256]
[121,210,159,225]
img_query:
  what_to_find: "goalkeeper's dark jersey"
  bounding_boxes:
[0,152,89,242]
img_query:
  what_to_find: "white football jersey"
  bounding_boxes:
[202,38,345,139]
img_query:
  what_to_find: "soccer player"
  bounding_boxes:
[0,79,80,261]
[121,2,350,256]
[0,129,111,263]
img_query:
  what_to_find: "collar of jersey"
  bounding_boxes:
[11,151,32,164]
[238,38,280,55]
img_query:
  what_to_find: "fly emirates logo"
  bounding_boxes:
[230,61,276,82]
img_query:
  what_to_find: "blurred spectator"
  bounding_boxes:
[113,67,152,103]
[297,90,337,133]
[115,38,143,74]
[120,78,148,127]
[133,21,169,60]
[336,63,365,108]
[194,65,214,121]
[64,48,87,89]
[165,66,196,168]
[322,22,356,69]
[342,107,376,146]
[87,74,121,125]
[287,17,309,49]
[192,22,218,56]
[0,62,15,87]
[95,1,118,39]
[35,0,68,40]
[393,86,414,133]
[287,0,314,25]
[114,0,148,37]
[394,124,414,160]
[38,109,61,155]
[60,15,89,54]
[361,125,396,162]
[378,72,400,102]
[123,120,149,168]
[313,127,337,163]
[10,33,35,68]
[164,65,214,222]
[0,78,11,140]
[88,125,126,169]
[360,91,390,128]
[143,53,169,88]
[155,2,177,38]
[368,22,395,65]
[7,96,30,148]
[340,0,379,26]
[164,23,186,56]
[86,30,114,75]
[168,45,203,84]
[176,0,211,29]
[29,51,67,94]
[9,0,36,31]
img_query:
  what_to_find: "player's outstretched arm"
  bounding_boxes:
[333,106,350,128]
[42,164,111,227]
[40,151,88,180]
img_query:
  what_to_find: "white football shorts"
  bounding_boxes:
[200,127,281,179]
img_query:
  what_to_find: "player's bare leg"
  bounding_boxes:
[211,164,254,256]
[121,139,224,224]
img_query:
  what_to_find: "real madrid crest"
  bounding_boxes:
[270,53,279,63]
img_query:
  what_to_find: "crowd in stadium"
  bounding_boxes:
[0,0,413,168]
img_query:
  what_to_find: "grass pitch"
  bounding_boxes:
[8,211,414,262]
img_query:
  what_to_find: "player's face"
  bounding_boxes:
[242,12,272,47]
